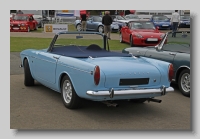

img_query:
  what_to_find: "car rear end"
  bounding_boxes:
[79,57,174,101]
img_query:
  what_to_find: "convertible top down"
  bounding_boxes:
[20,31,174,109]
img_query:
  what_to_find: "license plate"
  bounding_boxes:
[186,23,190,25]
[162,25,169,26]
[147,38,158,41]
[13,27,19,30]
[114,26,118,29]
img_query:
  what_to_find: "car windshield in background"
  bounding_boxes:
[125,15,139,19]
[33,15,42,19]
[13,15,28,21]
[153,16,169,21]
[116,16,126,20]
[130,22,155,29]
[180,15,190,20]
[54,33,104,48]
[92,16,102,22]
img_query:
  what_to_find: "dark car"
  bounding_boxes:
[122,32,190,97]
[179,15,190,28]
[33,15,49,28]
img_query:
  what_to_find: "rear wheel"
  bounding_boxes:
[23,59,34,86]
[27,26,30,32]
[61,75,81,109]
[178,69,190,97]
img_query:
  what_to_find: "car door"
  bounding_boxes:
[28,16,34,29]
[90,16,100,31]
[33,51,60,84]
[86,17,93,30]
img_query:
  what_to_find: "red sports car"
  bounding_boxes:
[120,21,166,47]
[10,14,38,32]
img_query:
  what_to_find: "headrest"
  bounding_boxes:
[86,44,102,50]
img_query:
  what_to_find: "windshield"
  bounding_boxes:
[130,22,155,29]
[92,16,102,22]
[125,15,139,19]
[33,15,42,19]
[13,15,28,21]
[54,33,105,48]
[116,16,126,20]
[153,16,169,21]
[180,15,190,20]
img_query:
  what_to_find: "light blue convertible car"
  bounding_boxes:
[74,15,119,33]
[20,31,174,109]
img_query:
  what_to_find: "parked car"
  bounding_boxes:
[19,31,174,109]
[33,14,49,28]
[124,14,140,20]
[110,15,128,30]
[120,21,166,47]
[10,14,38,32]
[149,15,172,30]
[74,15,119,33]
[179,15,190,28]
[122,32,190,97]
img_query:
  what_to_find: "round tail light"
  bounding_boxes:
[168,64,174,82]
[94,66,100,85]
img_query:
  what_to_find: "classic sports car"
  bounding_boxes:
[120,21,166,47]
[20,31,174,109]
[149,15,172,30]
[122,32,190,97]
[179,15,190,28]
[10,14,38,32]
[74,15,119,33]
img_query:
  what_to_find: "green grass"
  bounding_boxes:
[10,37,128,52]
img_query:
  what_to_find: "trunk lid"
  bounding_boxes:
[83,57,162,88]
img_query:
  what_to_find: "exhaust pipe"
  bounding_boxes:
[147,98,162,103]
[102,101,119,107]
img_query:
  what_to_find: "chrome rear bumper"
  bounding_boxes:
[86,86,174,98]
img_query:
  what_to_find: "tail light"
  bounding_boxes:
[168,64,174,82]
[94,66,100,85]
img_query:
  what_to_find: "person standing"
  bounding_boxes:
[16,10,23,14]
[102,11,113,40]
[171,10,180,37]
[81,13,87,31]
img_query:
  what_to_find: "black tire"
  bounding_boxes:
[130,35,135,47]
[23,59,34,86]
[119,32,124,43]
[130,98,147,103]
[61,75,81,109]
[178,69,190,97]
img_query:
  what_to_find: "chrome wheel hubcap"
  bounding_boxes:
[62,80,72,104]
[77,24,81,31]
[181,73,190,93]
[119,34,122,42]
[99,26,103,33]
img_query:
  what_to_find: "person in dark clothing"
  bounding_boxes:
[16,10,23,14]
[102,11,113,39]
[81,14,87,31]
[125,10,131,16]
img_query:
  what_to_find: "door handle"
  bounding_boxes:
[53,56,59,59]
[169,53,176,55]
